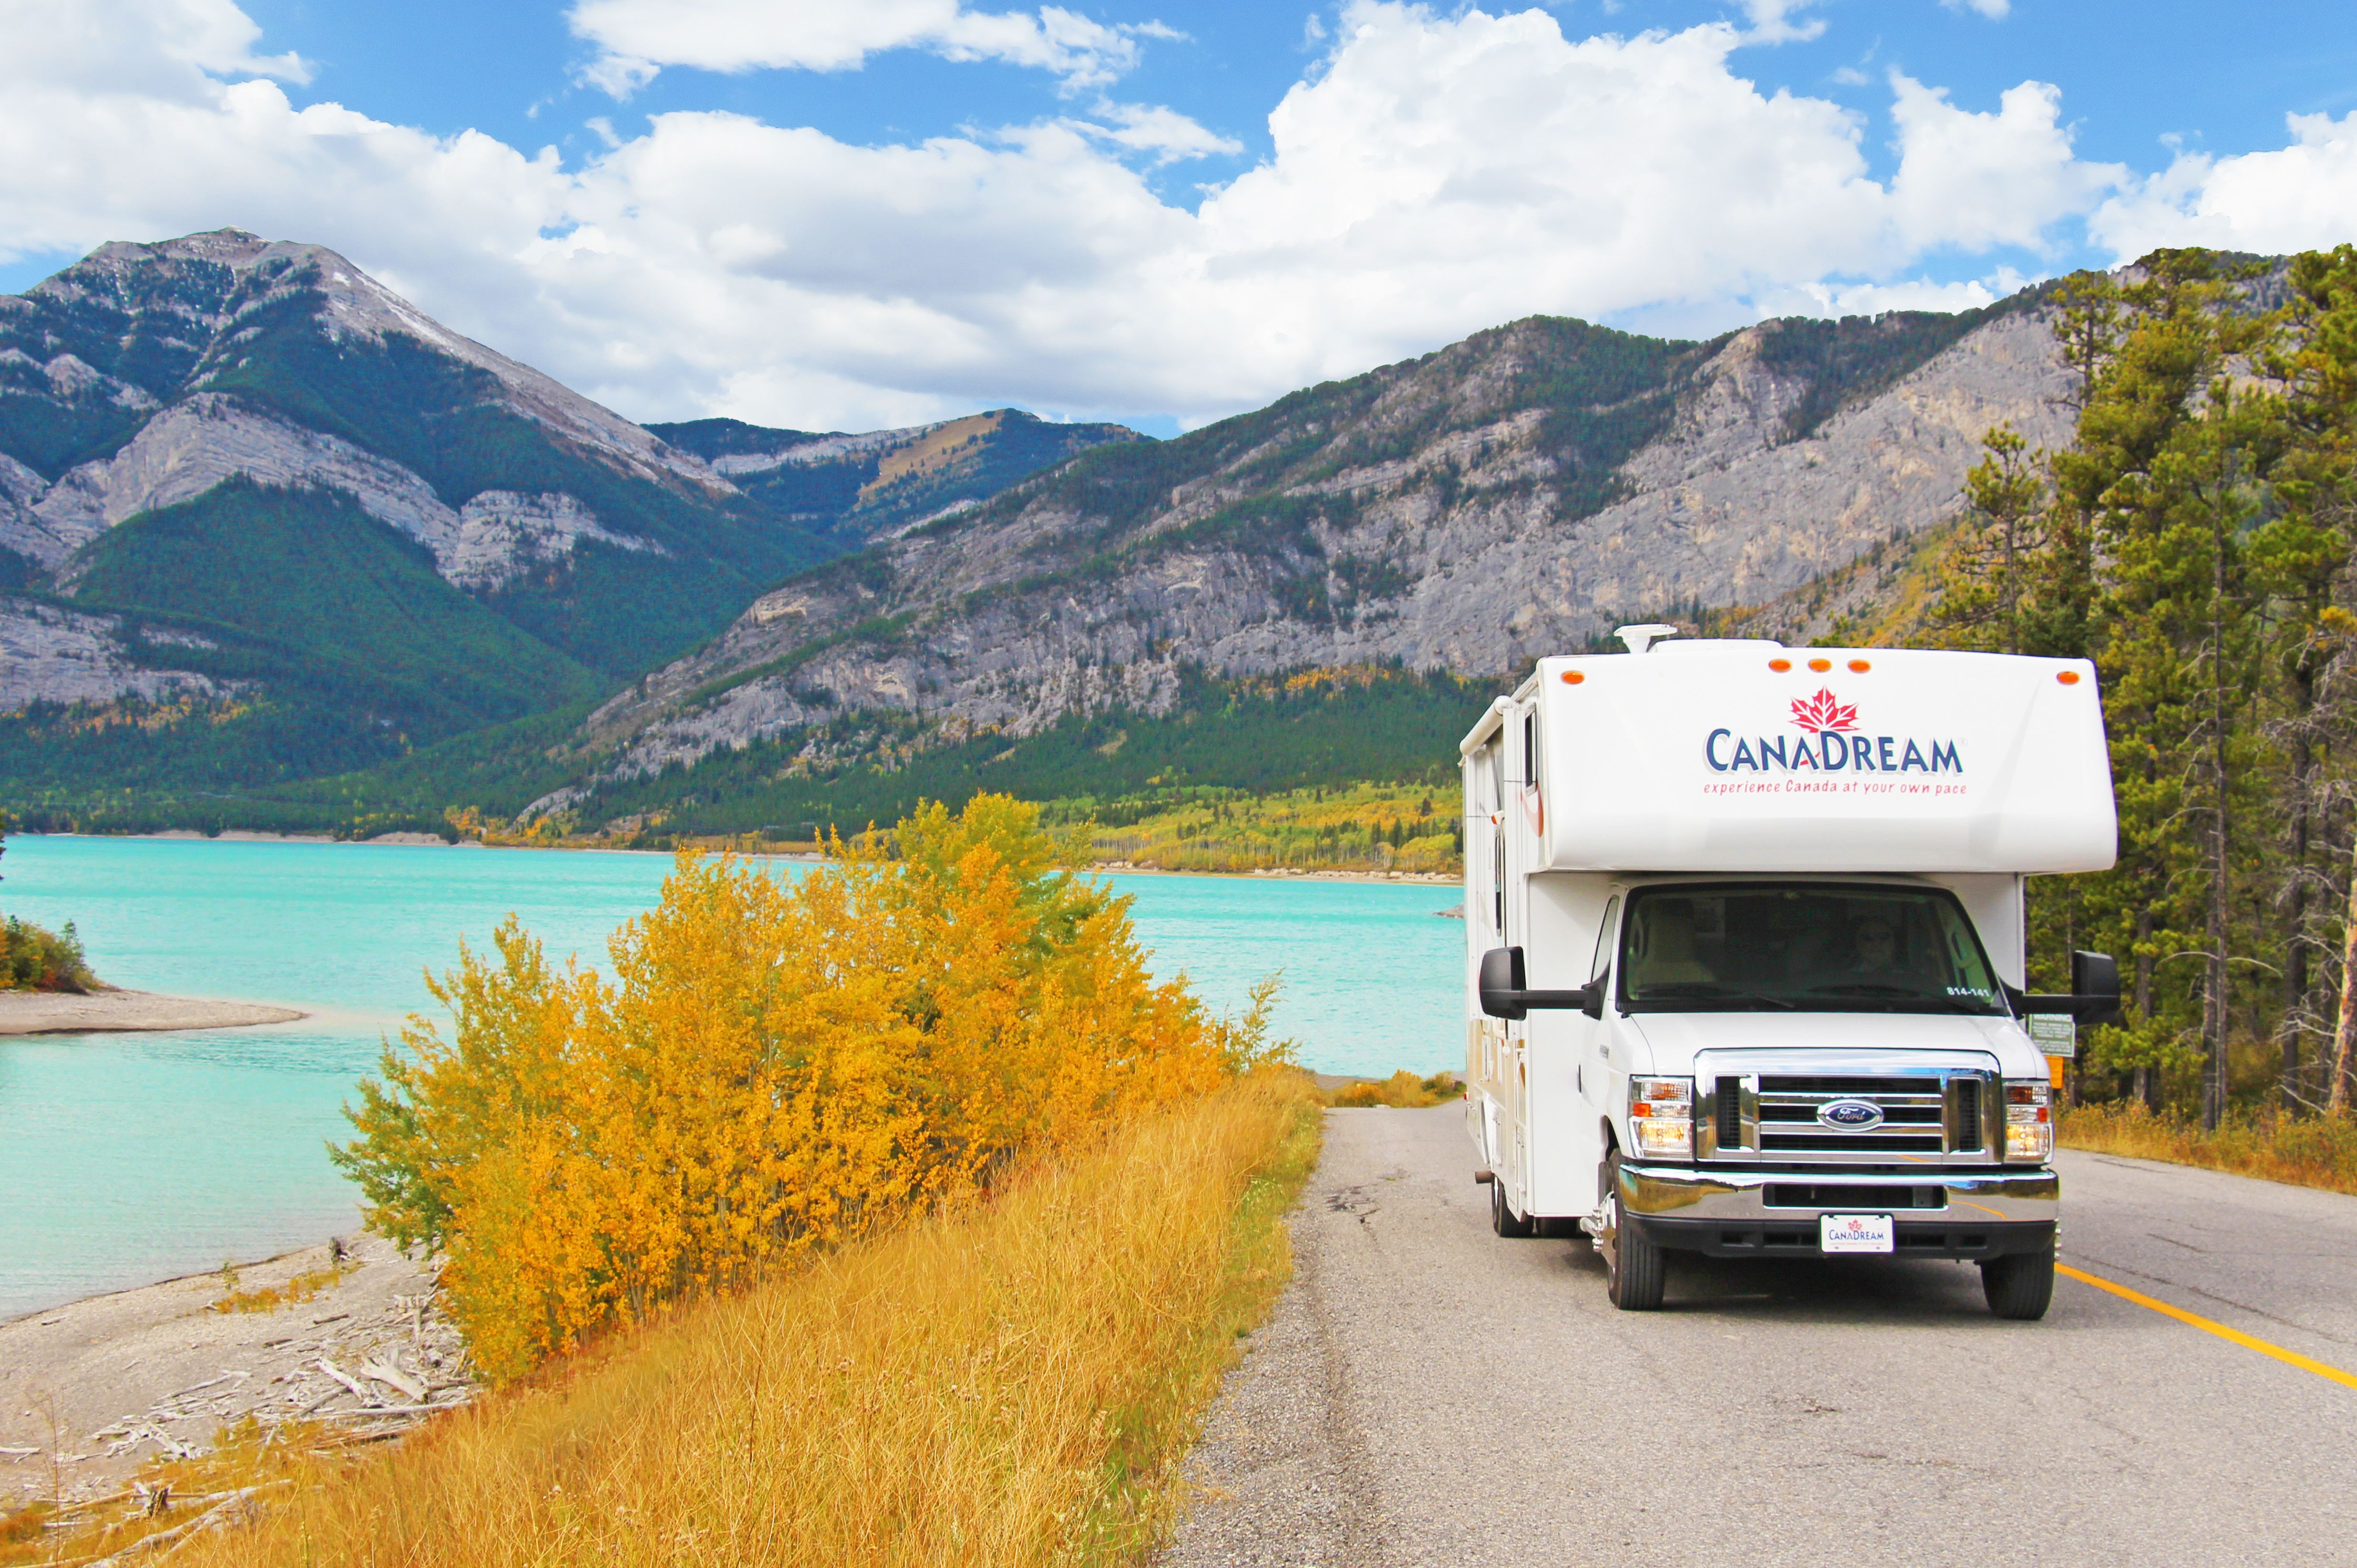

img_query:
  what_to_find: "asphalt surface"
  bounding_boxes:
[1160,1104,2357,1568]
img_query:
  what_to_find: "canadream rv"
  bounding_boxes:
[1461,629,2121,1318]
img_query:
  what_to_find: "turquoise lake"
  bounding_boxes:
[0,835,1463,1321]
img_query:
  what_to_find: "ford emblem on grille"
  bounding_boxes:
[1818,1098,1885,1130]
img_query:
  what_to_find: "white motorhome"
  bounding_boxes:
[1461,629,2120,1318]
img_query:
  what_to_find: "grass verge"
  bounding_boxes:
[1327,1070,1462,1109]
[128,1071,1321,1568]
[2059,1102,2357,1196]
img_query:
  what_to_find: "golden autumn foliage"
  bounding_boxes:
[1328,1069,1462,1108]
[334,794,1287,1381]
[2059,1102,2357,1196]
[29,1076,1320,1568]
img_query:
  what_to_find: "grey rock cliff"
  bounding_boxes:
[0,597,223,711]
[580,301,2072,783]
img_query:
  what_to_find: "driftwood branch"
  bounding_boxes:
[314,1358,378,1406]
[85,1480,290,1566]
[358,1359,426,1403]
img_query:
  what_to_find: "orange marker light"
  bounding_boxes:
[1562,670,1585,685]
[1807,657,1832,673]
[2058,669,2081,686]
[1848,658,1871,673]
[1768,658,1792,672]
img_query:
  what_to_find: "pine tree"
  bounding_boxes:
[1925,426,2050,655]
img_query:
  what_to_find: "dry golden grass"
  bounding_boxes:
[1328,1070,1461,1109]
[2059,1102,2357,1196]
[0,1417,365,1568]
[209,1261,354,1315]
[152,1071,1319,1568]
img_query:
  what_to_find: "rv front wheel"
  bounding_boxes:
[1491,1178,1535,1238]
[1979,1251,2054,1321]
[1604,1154,1665,1310]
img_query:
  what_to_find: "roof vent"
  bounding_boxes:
[1615,623,1681,655]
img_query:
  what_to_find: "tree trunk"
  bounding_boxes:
[2200,489,2234,1133]
[2135,904,2159,1113]
[2204,848,2229,1130]
[2333,831,2357,1116]
[2282,682,2314,1113]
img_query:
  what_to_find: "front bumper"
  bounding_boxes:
[1617,1161,2057,1262]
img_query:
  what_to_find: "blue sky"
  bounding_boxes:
[4,1,2355,433]
[211,0,2356,197]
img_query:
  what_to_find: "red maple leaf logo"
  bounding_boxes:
[1790,687,1859,733]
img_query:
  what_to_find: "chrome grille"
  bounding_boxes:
[1759,1076,1946,1157]
[1695,1052,1997,1167]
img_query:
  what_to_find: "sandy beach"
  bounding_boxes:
[0,1233,471,1505]
[0,989,306,1036]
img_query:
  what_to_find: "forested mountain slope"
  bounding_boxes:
[0,231,1135,799]
[544,288,2073,829]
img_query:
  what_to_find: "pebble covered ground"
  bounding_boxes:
[1,1231,474,1509]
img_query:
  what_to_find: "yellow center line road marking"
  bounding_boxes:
[2058,1263,2357,1392]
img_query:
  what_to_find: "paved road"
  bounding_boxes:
[1161,1105,2357,1568]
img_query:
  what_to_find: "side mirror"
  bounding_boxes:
[2072,949,2122,1025]
[1479,946,1602,1020]
[1479,947,1528,1020]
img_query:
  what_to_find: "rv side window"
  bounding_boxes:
[1492,835,1505,933]
[1486,736,1504,809]
[1589,895,1619,982]
[1524,713,1539,791]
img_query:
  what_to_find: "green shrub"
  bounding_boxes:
[2,916,98,993]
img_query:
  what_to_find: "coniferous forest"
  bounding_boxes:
[1922,247,2357,1129]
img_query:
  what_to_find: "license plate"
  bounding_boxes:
[1820,1213,1894,1254]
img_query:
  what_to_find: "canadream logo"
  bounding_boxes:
[1704,687,1962,775]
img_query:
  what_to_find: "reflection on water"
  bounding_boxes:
[0,836,1460,1318]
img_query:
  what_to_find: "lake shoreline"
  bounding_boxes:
[27,830,1459,886]
[0,988,307,1036]
[0,1231,466,1507]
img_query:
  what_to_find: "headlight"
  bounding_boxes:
[2004,1080,2053,1161]
[1629,1077,1692,1159]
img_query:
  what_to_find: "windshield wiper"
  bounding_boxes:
[1629,982,1794,1010]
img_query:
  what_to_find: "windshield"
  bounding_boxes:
[1617,883,2008,1015]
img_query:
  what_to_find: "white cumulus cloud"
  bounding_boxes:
[1737,0,1827,45]
[0,0,2219,434]
[1888,74,2121,253]
[1078,102,1243,163]
[2090,110,2357,261]
[567,0,1168,95]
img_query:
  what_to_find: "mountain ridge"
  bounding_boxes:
[0,232,2096,839]
[0,231,1140,800]
[541,290,2070,822]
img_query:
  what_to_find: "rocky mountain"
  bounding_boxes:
[0,231,1136,798]
[648,408,1143,544]
[541,291,2074,827]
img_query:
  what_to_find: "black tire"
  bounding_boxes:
[1491,1176,1535,1238]
[1604,1153,1665,1310]
[1980,1250,2055,1320]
